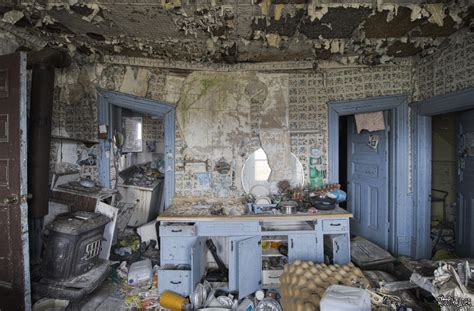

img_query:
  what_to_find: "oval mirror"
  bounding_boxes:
[241,148,304,193]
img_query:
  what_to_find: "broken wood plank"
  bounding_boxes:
[379,280,419,293]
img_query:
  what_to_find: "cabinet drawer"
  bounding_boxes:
[160,237,196,265]
[160,224,196,237]
[262,270,283,285]
[158,270,191,296]
[197,221,260,236]
[322,219,349,232]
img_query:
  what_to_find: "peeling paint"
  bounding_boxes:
[274,4,284,22]
[426,3,446,27]
[307,3,328,21]
[266,33,281,48]
[119,66,150,97]
[2,10,24,25]
[161,0,181,10]
[260,0,271,16]
[0,1,470,69]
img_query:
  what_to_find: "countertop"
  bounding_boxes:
[157,205,352,222]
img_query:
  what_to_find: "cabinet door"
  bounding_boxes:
[228,236,262,297]
[191,237,207,292]
[288,233,318,262]
[238,236,262,298]
[228,236,248,291]
[330,234,350,265]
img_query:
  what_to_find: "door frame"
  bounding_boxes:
[97,89,176,208]
[328,95,409,255]
[411,87,474,259]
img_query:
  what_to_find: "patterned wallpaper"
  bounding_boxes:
[46,61,415,195]
[414,29,474,101]
[287,66,412,185]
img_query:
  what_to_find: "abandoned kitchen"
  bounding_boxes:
[0,1,473,310]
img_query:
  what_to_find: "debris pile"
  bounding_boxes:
[279,260,370,309]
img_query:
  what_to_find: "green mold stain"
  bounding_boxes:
[177,73,236,131]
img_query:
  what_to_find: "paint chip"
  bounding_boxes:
[426,3,446,27]
[2,10,24,25]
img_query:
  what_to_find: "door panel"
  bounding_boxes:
[0,52,30,310]
[288,233,318,262]
[229,235,262,294]
[456,109,474,257]
[237,236,261,298]
[347,115,389,249]
[228,236,248,291]
[191,237,206,292]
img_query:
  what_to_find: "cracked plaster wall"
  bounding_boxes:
[1,27,472,202]
[47,59,414,200]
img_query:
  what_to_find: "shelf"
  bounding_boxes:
[261,235,287,242]
[52,135,99,145]
[262,248,284,257]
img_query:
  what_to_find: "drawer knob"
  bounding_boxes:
[170,281,182,285]
[330,223,341,227]
[171,229,183,232]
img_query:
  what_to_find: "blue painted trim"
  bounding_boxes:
[97,92,111,188]
[96,89,176,209]
[411,87,474,259]
[164,108,176,208]
[412,114,432,259]
[411,88,474,116]
[98,88,174,115]
[327,94,410,256]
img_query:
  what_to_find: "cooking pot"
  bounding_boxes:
[279,200,298,214]
[304,196,337,210]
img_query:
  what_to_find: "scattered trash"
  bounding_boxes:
[118,162,163,188]
[320,285,371,311]
[116,261,128,279]
[115,247,133,257]
[256,298,282,311]
[32,298,69,311]
[237,297,255,311]
[137,221,159,249]
[160,290,188,311]
[410,260,474,311]
[127,258,153,287]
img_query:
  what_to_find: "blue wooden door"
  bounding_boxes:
[456,109,474,257]
[347,115,389,249]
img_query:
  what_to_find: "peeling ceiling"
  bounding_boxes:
[1,1,473,65]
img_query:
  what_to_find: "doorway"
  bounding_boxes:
[430,112,458,256]
[338,113,391,249]
[412,87,474,259]
[328,95,410,255]
[429,109,474,257]
[97,89,176,209]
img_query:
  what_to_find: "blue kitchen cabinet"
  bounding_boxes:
[157,209,352,297]
[288,233,321,262]
[228,236,262,297]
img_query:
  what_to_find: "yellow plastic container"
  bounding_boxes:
[160,291,187,311]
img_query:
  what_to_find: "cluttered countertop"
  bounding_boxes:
[158,205,352,221]
[158,183,352,222]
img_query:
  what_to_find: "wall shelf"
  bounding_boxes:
[52,135,99,146]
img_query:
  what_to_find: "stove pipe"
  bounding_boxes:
[28,49,70,218]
